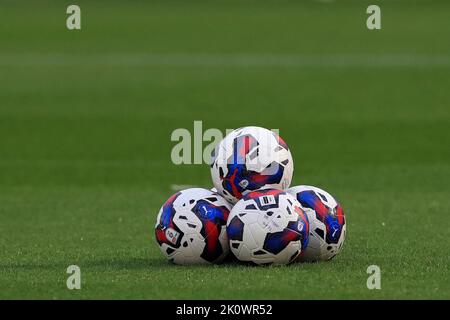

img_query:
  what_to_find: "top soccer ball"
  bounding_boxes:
[211,126,294,204]
[154,188,231,265]
[287,185,346,261]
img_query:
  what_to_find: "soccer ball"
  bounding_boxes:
[211,126,294,204]
[154,188,231,265]
[287,185,346,261]
[227,189,309,265]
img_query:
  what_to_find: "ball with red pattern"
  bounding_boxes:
[154,188,231,265]
[210,126,294,204]
[227,189,309,265]
[287,185,346,261]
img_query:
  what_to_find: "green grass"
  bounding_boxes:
[0,0,449,299]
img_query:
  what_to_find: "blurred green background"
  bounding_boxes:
[0,0,449,299]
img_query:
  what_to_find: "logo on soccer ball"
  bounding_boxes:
[239,179,249,188]
[331,207,337,216]
[165,228,180,245]
[261,214,281,232]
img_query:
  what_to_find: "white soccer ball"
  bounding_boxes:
[287,185,346,261]
[154,188,231,265]
[211,126,294,204]
[227,189,309,265]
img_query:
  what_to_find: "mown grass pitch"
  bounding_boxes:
[0,0,449,299]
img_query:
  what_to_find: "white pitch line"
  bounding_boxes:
[170,184,197,191]
[1,53,450,67]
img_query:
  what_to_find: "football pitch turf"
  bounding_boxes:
[1,0,449,299]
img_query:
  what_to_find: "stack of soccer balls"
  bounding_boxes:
[154,126,346,265]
